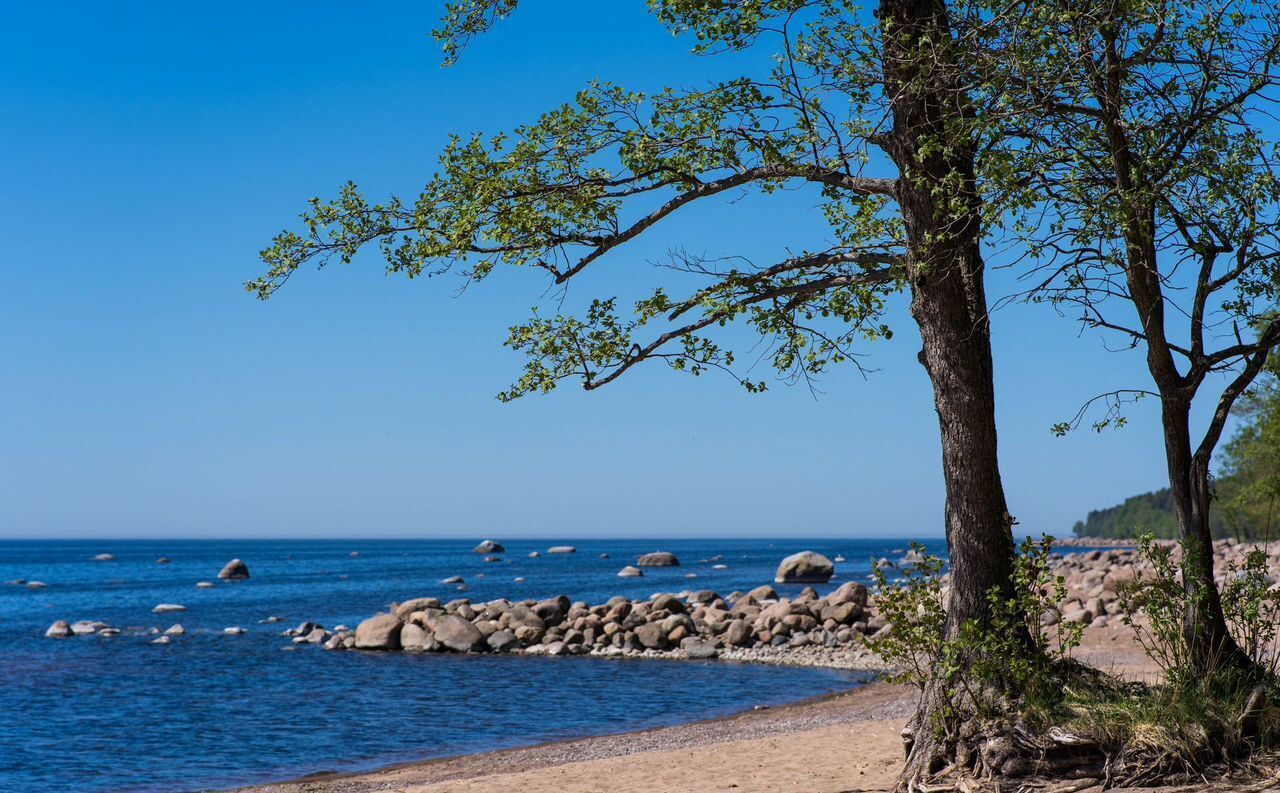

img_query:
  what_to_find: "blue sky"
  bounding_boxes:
[0,1,1225,539]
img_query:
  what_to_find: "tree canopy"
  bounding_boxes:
[251,2,916,401]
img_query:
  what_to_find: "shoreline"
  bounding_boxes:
[236,678,913,793]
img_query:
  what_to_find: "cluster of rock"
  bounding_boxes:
[323,580,883,661]
[1044,538,1280,628]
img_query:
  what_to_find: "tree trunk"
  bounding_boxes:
[1160,395,1250,671]
[879,0,1024,786]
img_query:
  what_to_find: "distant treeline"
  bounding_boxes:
[1074,362,1280,541]
[1071,485,1229,539]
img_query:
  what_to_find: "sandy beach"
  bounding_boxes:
[240,621,1186,793]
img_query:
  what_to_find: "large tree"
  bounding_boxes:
[975,0,1280,671]
[251,1,1023,785]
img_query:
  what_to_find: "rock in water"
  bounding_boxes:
[441,575,465,585]
[528,551,541,558]
[45,620,72,638]
[473,540,505,553]
[680,636,719,659]
[433,614,485,652]
[354,613,403,650]
[93,553,115,561]
[164,624,185,635]
[636,551,680,567]
[223,626,246,635]
[195,581,215,589]
[218,559,250,580]
[547,546,576,554]
[774,551,835,584]
[156,557,171,564]
[617,566,643,577]
[152,603,186,613]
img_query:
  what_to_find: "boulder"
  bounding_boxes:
[164,624,185,636]
[774,551,835,584]
[218,559,250,580]
[635,623,669,650]
[442,576,465,584]
[724,619,754,646]
[45,620,72,638]
[636,552,680,567]
[473,540,505,553]
[26,581,48,589]
[487,630,519,652]
[617,566,644,577]
[151,636,171,645]
[93,553,115,561]
[651,594,687,614]
[528,551,541,558]
[152,603,186,613]
[826,581,869,607]
[433,614,486,652]
[747,584,778,601]
[195,581,215,589]
[395,597,442,619]
[680,637,719,659]
[547,546,576,554]
[223,627,246,635]
[156,557,171,564]
[354,613,403,650]
[400,622,434,651]
[70,620,106,636]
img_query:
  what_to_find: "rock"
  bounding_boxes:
[483,556,501,563]
[152,603,186,613]
[195,581,215,589]
[151,635,171,645]
[599,553,610,559]
[774,551,835,584]
[93,553,115,561]
[712,564,728,570]
[635,623,669,650]
[218,559,250,580]
[99,628,120,637]
[651,594,687,614]
[748,584,778,601]
[680,636,719,659]
[164,624,185,635]
[400,623,434,651]
[547,546,576,554]
[394,597,442,619]
[442,576,465,584]
[156,557,171,564]
[528,551,541,558]
[70,620,106,636]
[26,581,48,589]
[45,620,72,638]
[487,629,519,652]
[433,614,486,652]
[224,627,246,635]
[617,566,644,577]
[473,540,505,553]
[354,613,403,650]
[636,551,680,567]
[725,619,754,646]
[827,581,869,607]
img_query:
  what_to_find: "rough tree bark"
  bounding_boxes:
[879,0,1026,786]
[1161,395,1251,671]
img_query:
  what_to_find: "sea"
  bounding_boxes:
[2,537,947,792]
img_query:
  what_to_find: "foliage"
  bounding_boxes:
[1070,533,1280,774]
[252,2,912,401]
[1221,358,1280,540]
[1071,487,1228,540]
[868,536,1082,718]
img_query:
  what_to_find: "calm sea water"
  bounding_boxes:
[2,538,945,793]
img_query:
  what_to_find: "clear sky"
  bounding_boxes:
[0,1,1232,539]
